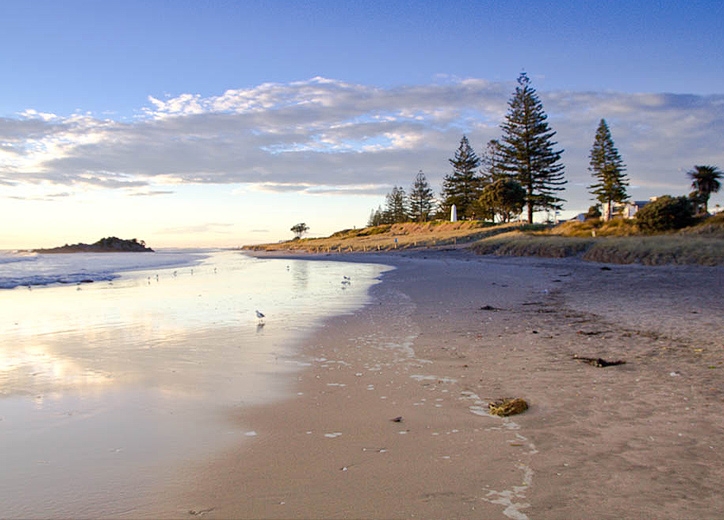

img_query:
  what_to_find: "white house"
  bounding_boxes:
[602,198,656,220]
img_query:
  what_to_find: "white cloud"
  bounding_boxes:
[1,77,723,213]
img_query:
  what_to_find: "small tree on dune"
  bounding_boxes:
[290,222,309,239]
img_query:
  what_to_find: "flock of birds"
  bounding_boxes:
[89,262,354,327]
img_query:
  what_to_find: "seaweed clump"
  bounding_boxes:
[488,397,529,417]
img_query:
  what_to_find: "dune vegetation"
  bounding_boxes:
[245,213,724,266]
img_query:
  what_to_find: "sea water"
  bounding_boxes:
[0,249,391,518]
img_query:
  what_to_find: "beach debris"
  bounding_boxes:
[188,507,215,516]
[573,355,626,367]
[480,305,502,311]
[488,398,529,417]
[577,330,604,336]
[390,416,403,423]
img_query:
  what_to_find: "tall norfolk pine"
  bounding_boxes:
[498,73,566,223]
[588,119,628,220]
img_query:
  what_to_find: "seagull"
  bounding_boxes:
[255,310,265,323]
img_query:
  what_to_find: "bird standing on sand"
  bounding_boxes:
[255,310,265,323]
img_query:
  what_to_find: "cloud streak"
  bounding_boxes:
[2,77,722,211]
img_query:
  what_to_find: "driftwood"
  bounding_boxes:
[573,355,626,367]
[480,305,503,311]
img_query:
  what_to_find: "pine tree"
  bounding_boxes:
[480,139,507,183]
[408,170,435,222]
[367,206,385,227]
[498,73,566,223]
[588,119,628,220]
[384,185,408,224]
[441,135,482,219]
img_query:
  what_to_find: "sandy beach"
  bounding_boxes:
[146,249,724,519]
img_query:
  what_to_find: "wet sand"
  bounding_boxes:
[149,250,724,519]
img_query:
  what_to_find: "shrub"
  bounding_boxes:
[680,212,724,238]
[636,196,695,232]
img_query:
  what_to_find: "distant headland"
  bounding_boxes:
[33,237,154,253]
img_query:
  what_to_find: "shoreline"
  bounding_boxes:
[147,251,723,519]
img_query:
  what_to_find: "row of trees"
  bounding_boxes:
[369,73,722,227]
[368,171,437,226]
[370,73,566,226]
[440,73,566,223]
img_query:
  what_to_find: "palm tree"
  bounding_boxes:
[688,165,722,214]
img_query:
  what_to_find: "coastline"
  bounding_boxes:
[147,250,724,519]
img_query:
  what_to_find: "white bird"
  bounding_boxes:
[255,310,265,323]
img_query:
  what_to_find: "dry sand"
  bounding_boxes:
[148,249,723,519]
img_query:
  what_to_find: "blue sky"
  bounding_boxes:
[1,1,723,249]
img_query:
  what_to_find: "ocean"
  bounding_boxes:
[0,249,391,518]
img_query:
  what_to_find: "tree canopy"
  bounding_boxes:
[478,178,526,223]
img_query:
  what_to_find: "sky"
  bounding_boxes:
[1,0,723,249]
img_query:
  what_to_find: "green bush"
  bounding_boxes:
[636,196,695,232]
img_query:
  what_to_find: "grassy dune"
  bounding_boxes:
[245,214,724,266]
[245,221,537,253]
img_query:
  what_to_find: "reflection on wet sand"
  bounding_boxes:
[0,251,389,518]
